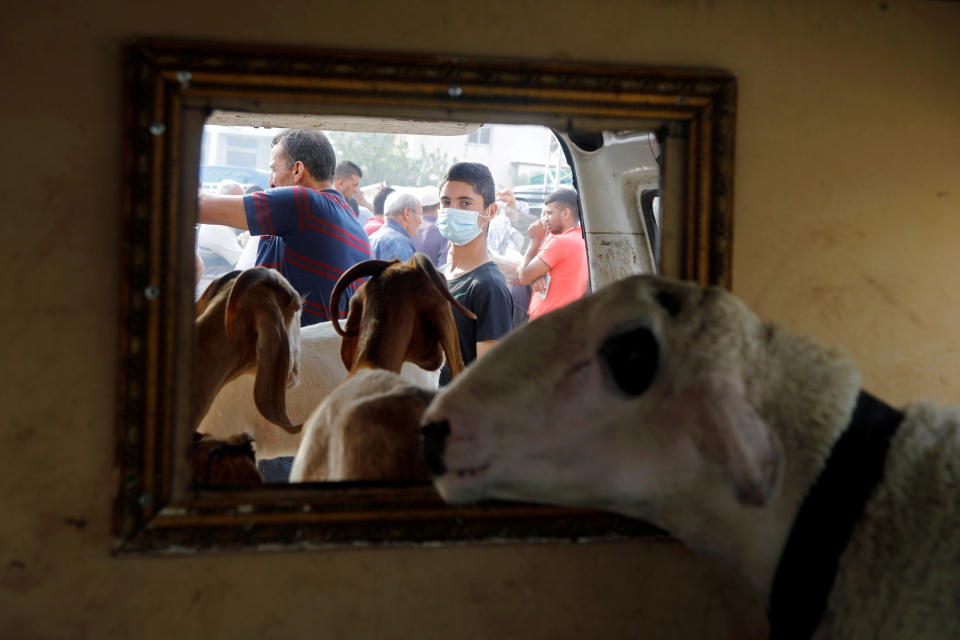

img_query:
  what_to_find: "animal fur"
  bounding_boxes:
[191,268,304,484]
[289,254,472,482]
[421,274,960,639]
[191,433,262,486]
[197,253,463,461]
[289,369,435,482]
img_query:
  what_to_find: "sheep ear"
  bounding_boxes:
[251,301,302,434]
[684,373,782,506]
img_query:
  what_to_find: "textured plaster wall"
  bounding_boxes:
[2,0,958,637]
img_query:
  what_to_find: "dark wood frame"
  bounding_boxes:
[114,39,736,554]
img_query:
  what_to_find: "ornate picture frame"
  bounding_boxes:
[115,39,735,553]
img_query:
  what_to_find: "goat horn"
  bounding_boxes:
[413,252,477,320]
[225,268,277,341]
[330,259,395,336]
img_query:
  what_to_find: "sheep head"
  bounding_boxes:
[421,274,789,516]
[329,253,476,377]
[195,268,303,432]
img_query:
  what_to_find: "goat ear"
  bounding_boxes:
[197,270,241,317]
[432,305,466,377]
[415,252,477,320]
[251,300,302,434]
[338,293,364,372]
[682,372,782,506]
[225,268,274,340]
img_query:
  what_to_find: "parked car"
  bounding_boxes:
[200,165,271,192]
[511,181,574,216]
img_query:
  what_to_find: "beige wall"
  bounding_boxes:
[2,1,958,637]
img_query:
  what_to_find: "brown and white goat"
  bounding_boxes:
[289,253,475,482]
[199,254,473,466]
[193,268,303,484]
[330,251,475,375]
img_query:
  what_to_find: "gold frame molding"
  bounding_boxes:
[114,39,735,553]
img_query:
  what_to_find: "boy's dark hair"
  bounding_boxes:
[440,162,496,208]
[545,188,581,223]
[334,160,362,180]
[271,130,337,182]
[372,187,395,215]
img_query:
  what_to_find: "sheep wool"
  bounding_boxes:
[422,274,960,639]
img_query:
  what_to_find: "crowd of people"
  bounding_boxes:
[194,128,590,479]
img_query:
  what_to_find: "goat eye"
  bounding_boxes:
[598,324,659,397]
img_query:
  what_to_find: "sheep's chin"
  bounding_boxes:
[433,463,492,503]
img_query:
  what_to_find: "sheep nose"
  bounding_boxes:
[421,420,451,476]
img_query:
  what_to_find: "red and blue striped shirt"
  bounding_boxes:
[243,187,372,325]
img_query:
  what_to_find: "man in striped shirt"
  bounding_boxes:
[197,129,373,326]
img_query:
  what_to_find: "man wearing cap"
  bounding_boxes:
[413,185,448,267]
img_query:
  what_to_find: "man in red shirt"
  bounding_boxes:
[514,188,589,321]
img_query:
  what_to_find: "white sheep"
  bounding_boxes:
[289,253,475,483]
[421,274,960,639]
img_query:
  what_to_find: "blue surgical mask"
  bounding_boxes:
[436,207,485,246]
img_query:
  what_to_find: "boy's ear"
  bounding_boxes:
[482,201,498,223]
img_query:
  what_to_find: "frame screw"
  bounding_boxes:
[175,70,192,87]
[143,285,160,300]
[148,122,166,136]
[447,84,463,98]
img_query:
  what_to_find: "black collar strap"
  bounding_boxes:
[768,390,904,640]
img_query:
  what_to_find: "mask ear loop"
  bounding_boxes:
[479,204,495,232]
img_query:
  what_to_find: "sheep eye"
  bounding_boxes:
[598,323,659,397]
[655,289,683,318]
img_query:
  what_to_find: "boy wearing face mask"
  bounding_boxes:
[436,162,514,385]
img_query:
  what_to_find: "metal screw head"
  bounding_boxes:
[138,494,153,508]
[447,84,463,98]
[148,122,166,136]
[143,285,160,300]
[175,70,192,87]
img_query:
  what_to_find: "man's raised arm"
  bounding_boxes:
[197,193,249,230]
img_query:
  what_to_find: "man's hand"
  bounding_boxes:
[530,275,549,293]
[527,219,546,243]
[496,188,518,209]
[356,190,374,211]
